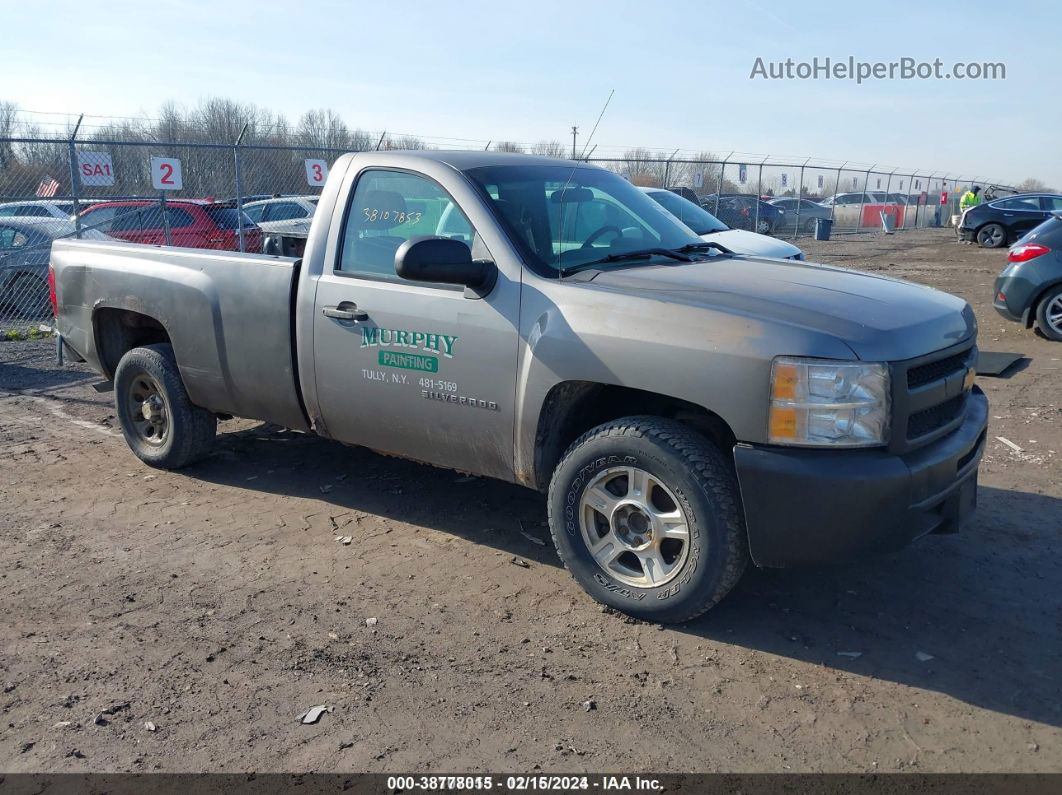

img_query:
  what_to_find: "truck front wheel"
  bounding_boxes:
[114,344,217,469]
[548,417,748,623]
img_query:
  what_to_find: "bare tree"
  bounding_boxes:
[297,108,351,150]
[0,101,17,169]
[531,140,566,157]
[620,148,665,187]
[494,141,524,153]
[384,134,427,151]
[1016,177,1052,193]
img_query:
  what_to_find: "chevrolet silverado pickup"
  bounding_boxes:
[50,151,988,623]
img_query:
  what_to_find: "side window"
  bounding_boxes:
[339,170,476,282]
[82,206,118,232]
[0,206,17,217]
[1039,197,1062,212]
[166,208,196,229]
[16,206,50,217]
[267,202,308,222]
[996,197,1040,211]
[0,226,29,249]
[110,208,148,232]
[243,205,265,223]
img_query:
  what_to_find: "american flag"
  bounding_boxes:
[36,175,60,197]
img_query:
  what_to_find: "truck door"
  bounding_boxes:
[311,168,520,481]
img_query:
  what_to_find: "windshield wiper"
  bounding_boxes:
[675,240,735,255]
[559,247,693,277]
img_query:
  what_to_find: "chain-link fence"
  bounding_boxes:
[0,126,1018,333]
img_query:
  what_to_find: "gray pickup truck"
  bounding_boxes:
[51,150,988,622]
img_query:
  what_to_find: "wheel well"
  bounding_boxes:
[533,381,737,492]
[1027,280,1062,328]
[94,308,172,378]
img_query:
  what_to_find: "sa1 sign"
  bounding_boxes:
[78,152,115,186]
[305,159,329,187]
[150,156,183,190]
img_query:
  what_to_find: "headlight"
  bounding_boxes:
[768,357,890,447]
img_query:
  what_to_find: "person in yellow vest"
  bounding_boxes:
[960,185,982,212]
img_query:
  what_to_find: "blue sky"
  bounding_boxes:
[6,0,1060,186]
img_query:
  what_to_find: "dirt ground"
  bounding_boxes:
[1,228,1059,773]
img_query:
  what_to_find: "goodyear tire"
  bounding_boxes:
[548,416,748,623]
[114,343,217,469]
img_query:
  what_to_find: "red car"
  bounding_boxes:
[80,199,262,253]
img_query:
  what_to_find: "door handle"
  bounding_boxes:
[322,302,368,322]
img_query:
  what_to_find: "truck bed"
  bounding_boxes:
[51,240,309,431]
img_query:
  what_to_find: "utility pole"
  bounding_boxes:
[571,126,578,160]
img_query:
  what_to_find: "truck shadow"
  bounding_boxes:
[679,484,1062,729]
[194,428,1061,729]
[195,422,561,566]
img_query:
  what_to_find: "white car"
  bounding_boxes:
[242,196,319,229]
[0,199,79,220]
[640,188,804,259]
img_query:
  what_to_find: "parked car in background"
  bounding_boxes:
[701,194,785,234]
[80,199,262,252]
[0,199,78,220]
[242,196,319,226]
[993,212,1062,341]
[768,197,832,233]
[959,193,1062,248]
[0,218,110,317]
[818,192,876,208]
[642,188,803,258]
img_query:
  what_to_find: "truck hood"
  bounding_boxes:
[586,255,975,361]
[703,228,803,259]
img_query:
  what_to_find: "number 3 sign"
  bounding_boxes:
[305,159,329,187]
[150,156,183,190]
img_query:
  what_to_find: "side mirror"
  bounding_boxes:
[394,236,494,291]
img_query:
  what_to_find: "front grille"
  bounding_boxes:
[907,394,966,440]
[893,341,976,451]
[907,350,971,389]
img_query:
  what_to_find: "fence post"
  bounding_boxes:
[756,158,764,232]
[663,148,678,188]
[160,192,172,246]
[830,162,847,224]
[233,123,248,253]
[792,158,808,238]
[857,165,874,233]
[66,114,84,238]
[714,152,732,216]
[884,167,897,229]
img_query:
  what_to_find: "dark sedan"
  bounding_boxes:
[959,193,1062,248]
[993,212,1062,341]
[0,218,109,318]
[700,194,784,234]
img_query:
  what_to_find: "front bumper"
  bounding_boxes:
[958,226,976,242]
[733,386,988,567]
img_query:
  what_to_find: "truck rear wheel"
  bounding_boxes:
[548,416,748,623]
[114,343,217,469]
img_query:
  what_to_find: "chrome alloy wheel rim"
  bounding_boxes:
[579,466,691,588]
[126,373,168,447]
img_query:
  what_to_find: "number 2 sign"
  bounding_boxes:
[150,156,183,190]
[305,159,329,187]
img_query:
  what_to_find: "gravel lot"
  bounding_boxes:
[1,228,1059,773]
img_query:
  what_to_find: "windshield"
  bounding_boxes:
[464,164,703,275]
[644,190,728,235]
